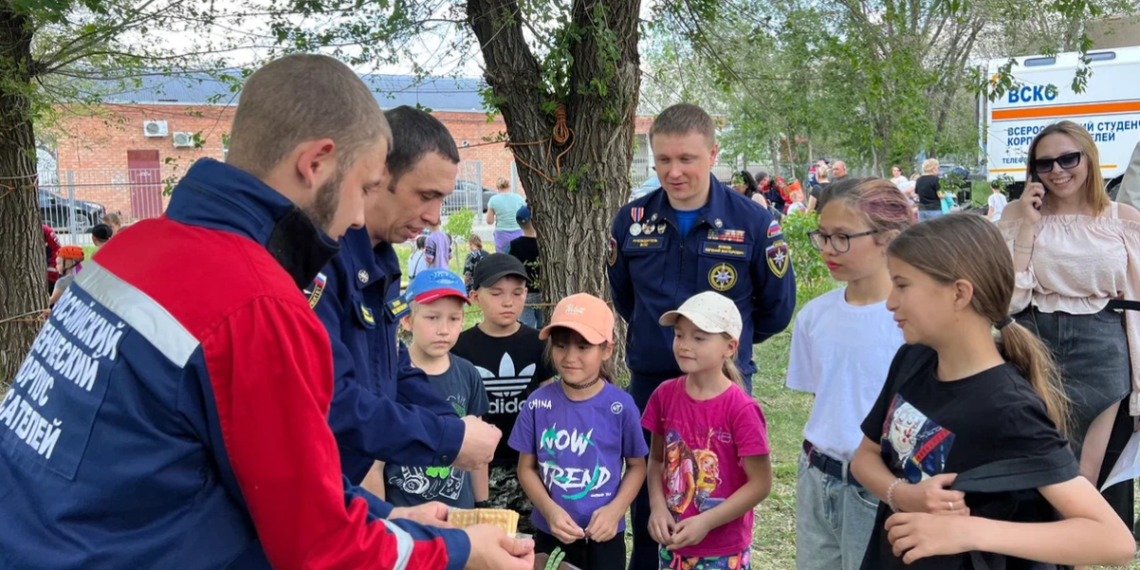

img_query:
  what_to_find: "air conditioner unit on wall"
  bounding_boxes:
[143,120,168,137]
[172,132,195,148]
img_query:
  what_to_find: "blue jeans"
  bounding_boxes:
[519,291,543,329]
[795,452,879,570]
[917,209,944,222]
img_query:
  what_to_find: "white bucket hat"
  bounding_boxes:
[658,291,743,340]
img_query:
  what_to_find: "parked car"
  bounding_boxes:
[630,174,660,202]
[443,180,496,213]
[38,189,106,233]
[938,163,970,180]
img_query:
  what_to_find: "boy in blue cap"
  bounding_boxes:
[364,269,490,509]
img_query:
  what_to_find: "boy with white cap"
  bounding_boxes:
[644,291,772,570]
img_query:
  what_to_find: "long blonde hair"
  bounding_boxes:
[887,214,1069,435]
[723,347,744,389]
[1027,120,1110,215]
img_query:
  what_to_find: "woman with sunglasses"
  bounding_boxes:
[999,120,1140,525]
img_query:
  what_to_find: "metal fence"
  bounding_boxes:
[441,160,490,219]
[38,160,495,240]
[36,168,166,243]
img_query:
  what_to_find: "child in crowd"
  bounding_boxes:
[408,235,428,279]
[850,214,1134,569]
[463,234,489,292]
[645,292,772,570]
[787,178,912,570]
[509,293,648,569]
[91,224,113,249]
[508,205,543,329]
[47,245,85,309]
[452,253,556,534]
[362,269,490,509]
[786,189,807,215]
[424,223,451,270]
[987,180,1008,222]
[101,212,122,235]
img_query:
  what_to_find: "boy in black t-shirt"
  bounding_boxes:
[452,253,555,533]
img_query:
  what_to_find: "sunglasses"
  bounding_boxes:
[1032,151,1082,174]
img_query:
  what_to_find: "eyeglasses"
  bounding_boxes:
[809,229,880,253]
[1032,151,1082,174]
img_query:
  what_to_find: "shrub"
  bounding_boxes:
[780,210,837,304]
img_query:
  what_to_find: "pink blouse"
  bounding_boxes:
[998,203,1140,414]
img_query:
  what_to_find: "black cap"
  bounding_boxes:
[472,253,528,289]
[91,223,114,241]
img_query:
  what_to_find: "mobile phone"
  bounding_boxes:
[1029,171,1045,208]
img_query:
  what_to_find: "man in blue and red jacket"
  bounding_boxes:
[0,54,533,570]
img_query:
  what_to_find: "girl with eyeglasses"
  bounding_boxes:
[999,120,1140,527]
[788,178,913,570]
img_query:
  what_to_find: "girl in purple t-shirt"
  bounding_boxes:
[509,293,648,570]
[645,292,772,570]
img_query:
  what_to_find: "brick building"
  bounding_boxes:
[40,74,654,223]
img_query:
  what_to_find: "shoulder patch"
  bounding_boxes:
[767,220,783,239]
[766,240,790,278]
[306,272,327,308]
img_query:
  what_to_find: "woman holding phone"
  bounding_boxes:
[998,120,1140,522]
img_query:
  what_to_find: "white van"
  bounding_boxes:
[982,46,1140,199]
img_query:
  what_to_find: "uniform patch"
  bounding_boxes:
[709,263,737,291]
[306,272,327,308]
[607,237,618,266]
[766,240,790,278]
[701,242,748,258]
[386,296,410,320]
[706,229,745,243]
[623,236,666,251]
[359,303,376,327]
[767,220,783,239]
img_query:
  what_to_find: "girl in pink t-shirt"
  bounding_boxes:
[643,292,772,570]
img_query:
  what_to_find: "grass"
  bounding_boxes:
[748,329,813,569]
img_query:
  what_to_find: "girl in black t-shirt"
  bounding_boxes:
[850,214,1134,569]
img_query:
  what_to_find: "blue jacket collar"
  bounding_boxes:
[650,173,732,231]
[167,158,340,288]
[342,228,402,292]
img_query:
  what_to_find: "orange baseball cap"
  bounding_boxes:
[539,293,615,345]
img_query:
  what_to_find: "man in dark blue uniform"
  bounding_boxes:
[608,103,796,570]
[313,106,501,491]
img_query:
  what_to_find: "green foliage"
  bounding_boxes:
[644,0,1130,174]
[780,211,836,304]
[971,181,991,208]
[443,210,475,243]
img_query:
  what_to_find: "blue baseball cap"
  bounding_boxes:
[405,269,470,305]
[515,205,532,224]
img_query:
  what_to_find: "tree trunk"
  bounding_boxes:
[0,4,44,392]
[466,0,640,376]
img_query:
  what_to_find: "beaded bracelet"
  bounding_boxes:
[886,478,905,512]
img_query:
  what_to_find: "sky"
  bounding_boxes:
[136,0,660,79]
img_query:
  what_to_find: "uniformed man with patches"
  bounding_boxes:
[607,103,796,570]
[312,106,501,491]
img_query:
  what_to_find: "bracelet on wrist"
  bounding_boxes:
[886,478,905,512]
